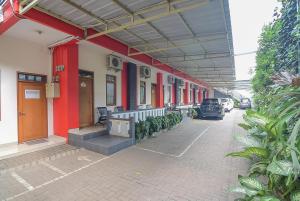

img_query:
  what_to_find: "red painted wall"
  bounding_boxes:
[121,62,128,110]
[0,0,20,35]
[184,82,189,105]
[156,73,164,108]
[52,43,79,138]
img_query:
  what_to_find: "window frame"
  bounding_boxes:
[106,75,116,106]
[140,81,146,104]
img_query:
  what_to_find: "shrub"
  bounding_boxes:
[135,122,143,142]
[135,120,150,142]
[146,116,161,136]
[166,113,176,128]
[161,116,170,130]
[135,112,182,141]
[189,108,197,119]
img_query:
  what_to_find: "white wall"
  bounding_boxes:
[137,66,159,106]
[0,35,53,145]
[79,44,122,122]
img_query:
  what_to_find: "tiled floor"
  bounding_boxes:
[0,109,248,201]
[0,135,66,160]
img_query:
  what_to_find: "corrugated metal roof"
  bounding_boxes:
[33,0,235,87]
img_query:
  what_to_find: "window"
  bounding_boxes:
[106,75,116,106]
[140,81,146,104]
[190,90,192,102]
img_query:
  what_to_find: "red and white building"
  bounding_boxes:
[0,0,234,145]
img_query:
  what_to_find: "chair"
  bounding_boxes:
[137,105,145,110]
[146,104,152,109]
[114,106,124,113]
[96,107,108,126]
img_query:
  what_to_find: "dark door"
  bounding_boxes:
[151,84,157,108]
[79,77,94,127]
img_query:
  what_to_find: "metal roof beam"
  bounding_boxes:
[61,0,108,27]
[60,0,164,56]
[129,41,206,56]
[86,1,208,40]
[110,0,169,57]
[110,0,210,73]
[20,0,41,14]
[130,34,226,49]
[176,66,234,69]
[156,52,230,59]
[153,54,231,64]
[95,0,187,26]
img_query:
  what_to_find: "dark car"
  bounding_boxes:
[199,98,225,120]
[240,98,252,109]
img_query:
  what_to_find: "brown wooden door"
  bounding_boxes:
[151,84,157,108]
[79,77,94,127]
[18,82,48,143]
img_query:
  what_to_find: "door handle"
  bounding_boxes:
[19,112,26,116]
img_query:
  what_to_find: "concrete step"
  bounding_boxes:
[68,129,108,147]
[83,135,134,155]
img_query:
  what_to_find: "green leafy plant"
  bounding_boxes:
[161,116,170,130]
[135,120,150,142]
[189,108,198,119]
[135,112,183,142]
[227,87,300,200]
[146,116,161,136]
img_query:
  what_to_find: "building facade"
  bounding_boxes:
[0,1,212,145]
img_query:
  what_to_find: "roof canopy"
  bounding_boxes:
[20,0,235,87]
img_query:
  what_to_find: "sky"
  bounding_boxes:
[229,0,282,81]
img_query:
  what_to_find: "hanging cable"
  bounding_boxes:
[234,51,257,56]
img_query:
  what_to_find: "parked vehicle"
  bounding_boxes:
[239,98,251,109]
[221,98,234,112]
[199,98,225,120]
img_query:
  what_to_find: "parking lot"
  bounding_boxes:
[0,109,248,201]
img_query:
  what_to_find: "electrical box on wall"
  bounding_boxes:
[46,83,60,98]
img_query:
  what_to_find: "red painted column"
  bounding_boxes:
[156,73,164,108]
[184,82,189,105]
[0,0,20,35]
[198,88,202,104]
[52,43,79,138]
[121,62,128,111]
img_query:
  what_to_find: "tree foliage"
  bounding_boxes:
[252,0,299,110]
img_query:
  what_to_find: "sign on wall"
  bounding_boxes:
[25,90,41,99]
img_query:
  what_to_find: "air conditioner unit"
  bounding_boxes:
[178,79,185,86]
[167,75,175,84]
[140,66,151,78]
[107,54,122,71]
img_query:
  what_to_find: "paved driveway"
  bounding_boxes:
[0,109,248,201]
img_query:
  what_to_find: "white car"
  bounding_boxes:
[221,98,234,112]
